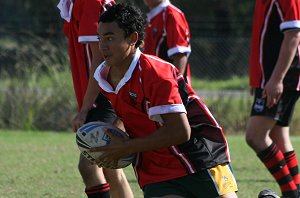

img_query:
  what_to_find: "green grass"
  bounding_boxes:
[1,131,299,198]
[191,76,248,90]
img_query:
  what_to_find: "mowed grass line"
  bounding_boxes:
[0,131,299,198]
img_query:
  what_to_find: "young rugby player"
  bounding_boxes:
[89,3,238,198]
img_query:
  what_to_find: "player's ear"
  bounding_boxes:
[128,32,138,46]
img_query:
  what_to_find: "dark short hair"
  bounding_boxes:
[99,3,146,48]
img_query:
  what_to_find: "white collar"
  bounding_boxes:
[57,0,74,22]
[146,0,170,22]
[94,48,142,93]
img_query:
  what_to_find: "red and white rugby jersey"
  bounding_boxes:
[94,49,231,188]
[62,0,115,109]
[143,0,192,82]
[249,0,300,91]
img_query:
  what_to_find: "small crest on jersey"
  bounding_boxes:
[145,100,150,113]
[254,98,265,112]
[129,91,137,100]
[153,28,158,36]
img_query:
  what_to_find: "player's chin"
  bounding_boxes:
[104,56,112,63]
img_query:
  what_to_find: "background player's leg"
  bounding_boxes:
[270,126,300,190]
[270,126,294,152]
[78,154,110,198]
[245,116,274,152]
[246,117,298,197]
[103,168,134,198]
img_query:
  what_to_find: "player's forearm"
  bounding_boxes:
[80,78,99,112]
[80,48,103,112]
[124,113,191,154]
[271,30,300,82]
[79,42,104,112]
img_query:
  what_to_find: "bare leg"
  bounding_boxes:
[103,168,134,198]
[270,126,294,153]
[78,153,107,188]
[245,116,276,152]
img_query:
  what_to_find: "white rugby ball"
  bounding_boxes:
[76,121,136,169]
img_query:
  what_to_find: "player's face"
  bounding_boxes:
[97,22,134,69]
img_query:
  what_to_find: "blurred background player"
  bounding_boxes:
[143,0,192,84]
[57,0,133,197]
[245,0,300,197]
[90,3,238,197]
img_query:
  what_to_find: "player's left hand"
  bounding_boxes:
[89,129,131,168]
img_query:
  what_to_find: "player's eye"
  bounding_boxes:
[106,36,113,41]
[98,35,114,42]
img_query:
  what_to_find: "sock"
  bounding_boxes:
[257,143,298,197]
[284,151,300,190]
[85,183,110,198]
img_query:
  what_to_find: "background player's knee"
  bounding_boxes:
[78,154,106,187]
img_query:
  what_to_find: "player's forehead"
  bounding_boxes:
[144,0,164,7]
[97,21,123,36]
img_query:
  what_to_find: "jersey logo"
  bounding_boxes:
[153,28,158,37]
[129,91,137,100]
[145,100,150,114]
[254,98,265,112]
[222,175,229,182]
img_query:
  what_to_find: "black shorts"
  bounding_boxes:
[143,164,238,198]
[250,88,300,126]
[84,93,117,124]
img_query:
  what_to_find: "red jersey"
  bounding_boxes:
[250,0,300,91]
[61,0,114,109]
[143,0,192,83]
[94,49,230,188]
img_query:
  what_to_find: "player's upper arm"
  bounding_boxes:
[161,112,191,142]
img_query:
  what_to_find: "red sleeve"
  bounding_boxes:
[165,9,190,50]
[279,0,300,31]
[279,0,300,21]
[78,0,102,39]
[142,61,182,108]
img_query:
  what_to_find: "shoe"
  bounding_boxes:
[258,189,280,198]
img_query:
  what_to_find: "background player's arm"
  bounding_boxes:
[171,53,188,75]
[263,29,300,108]
[72,42,103,132]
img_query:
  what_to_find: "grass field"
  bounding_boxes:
[1,130,299,198]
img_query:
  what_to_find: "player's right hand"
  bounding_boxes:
[72,110,88,132]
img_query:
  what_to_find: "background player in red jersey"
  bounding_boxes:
[143,0,192,84]
[57,0,133,197]
[245,0,300,197]
[87,3,238,197]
